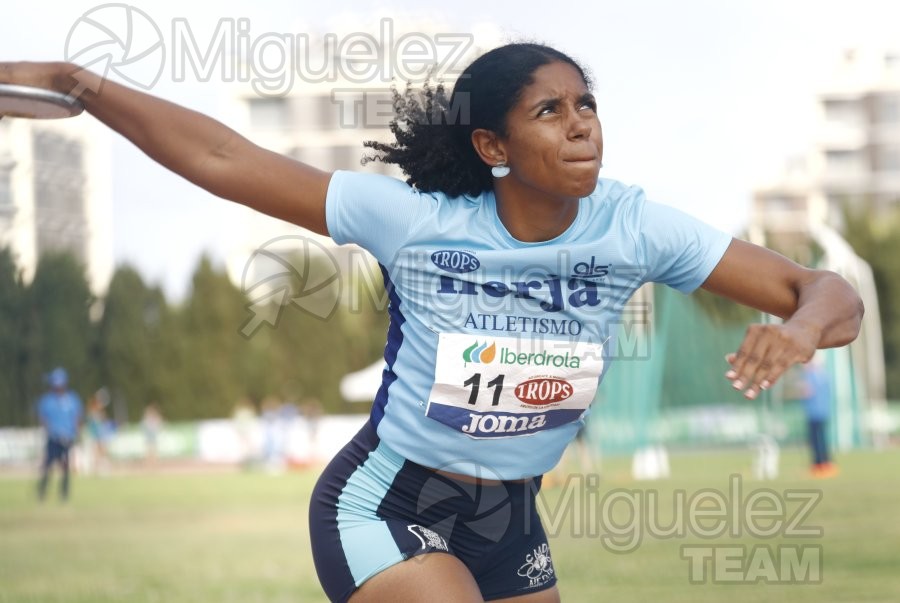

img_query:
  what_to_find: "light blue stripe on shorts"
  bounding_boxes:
[336,441,405,586]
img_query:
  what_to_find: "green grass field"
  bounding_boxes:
[1,447,898,602]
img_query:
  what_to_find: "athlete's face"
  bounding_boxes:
[500,61,603,200]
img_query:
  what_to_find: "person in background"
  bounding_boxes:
[231,398,258,469]
[85,392,115,475]
[301,398,323,465]
[799,355,837,478]
[141,402,164,466]
[36,367,83,502]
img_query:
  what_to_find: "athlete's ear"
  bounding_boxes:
[471,129,506,168]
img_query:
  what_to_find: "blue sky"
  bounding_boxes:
[3,0,898,300]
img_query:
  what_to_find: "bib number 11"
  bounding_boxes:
[463,373,505,406]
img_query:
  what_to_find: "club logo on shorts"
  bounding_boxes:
[407,524,449,552]
[517,543,554,588]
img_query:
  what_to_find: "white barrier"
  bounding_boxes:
[0,415,369,467]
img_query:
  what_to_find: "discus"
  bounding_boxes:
[0,83,84,119]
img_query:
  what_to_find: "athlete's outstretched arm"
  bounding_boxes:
[0,61,331,235]
[701,238,864,399]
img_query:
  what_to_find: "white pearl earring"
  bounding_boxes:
[491,163,510,178]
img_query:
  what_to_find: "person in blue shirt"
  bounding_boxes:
[799,355,836,477]
[36,367,83,502]
[2,42,864,602]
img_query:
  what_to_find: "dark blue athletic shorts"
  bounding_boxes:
[309,420,557,602]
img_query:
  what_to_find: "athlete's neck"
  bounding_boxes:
[493,182,579,243]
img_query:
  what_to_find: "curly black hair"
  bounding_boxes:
[362,43,593,197]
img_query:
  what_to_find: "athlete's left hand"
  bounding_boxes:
[724,320,819,400]
[702,239,862,400]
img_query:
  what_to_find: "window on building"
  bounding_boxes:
[288,95,343,131]
[248,97,289,130]
[875,93,900,124]
[878,147,900,172]
[32,130,87,264]
[764,196,804,212]
[332,145,363,171]
[0,163,12,209]
[825,149,862,170]
[362,91,394,130]
[318,95,342,129]
[823,99,862,126]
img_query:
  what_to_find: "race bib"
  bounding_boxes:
[426,333,604,439]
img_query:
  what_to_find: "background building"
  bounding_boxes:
[817,48,900,216]
[218,19,501,301]
[0,117,113,296]
[752,47,900,235]
[749,48,894,447]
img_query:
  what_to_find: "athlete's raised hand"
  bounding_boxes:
[702,239,863,399]
[0,61,332,235]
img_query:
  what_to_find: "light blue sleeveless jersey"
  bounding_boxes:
[326,171,732,479]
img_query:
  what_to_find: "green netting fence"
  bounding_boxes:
[588,285,870,456]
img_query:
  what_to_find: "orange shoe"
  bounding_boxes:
[811,463,839,478]
[819,463,839,478]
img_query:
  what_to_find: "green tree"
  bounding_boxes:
[143,285,181,415]
[177,255,248,419]
[20,252,95,416]
[263,254,389,413]
[97,265,171,423]
[0,248,27,425]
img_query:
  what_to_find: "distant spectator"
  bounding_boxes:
[85,393,115,475]
[36,368,83,502]
[261,397,284,471]
[278,401,300,463]
[301,398,323,462]
[141,402,164,465]
[797,355,837,478]
[232,399,257,468]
